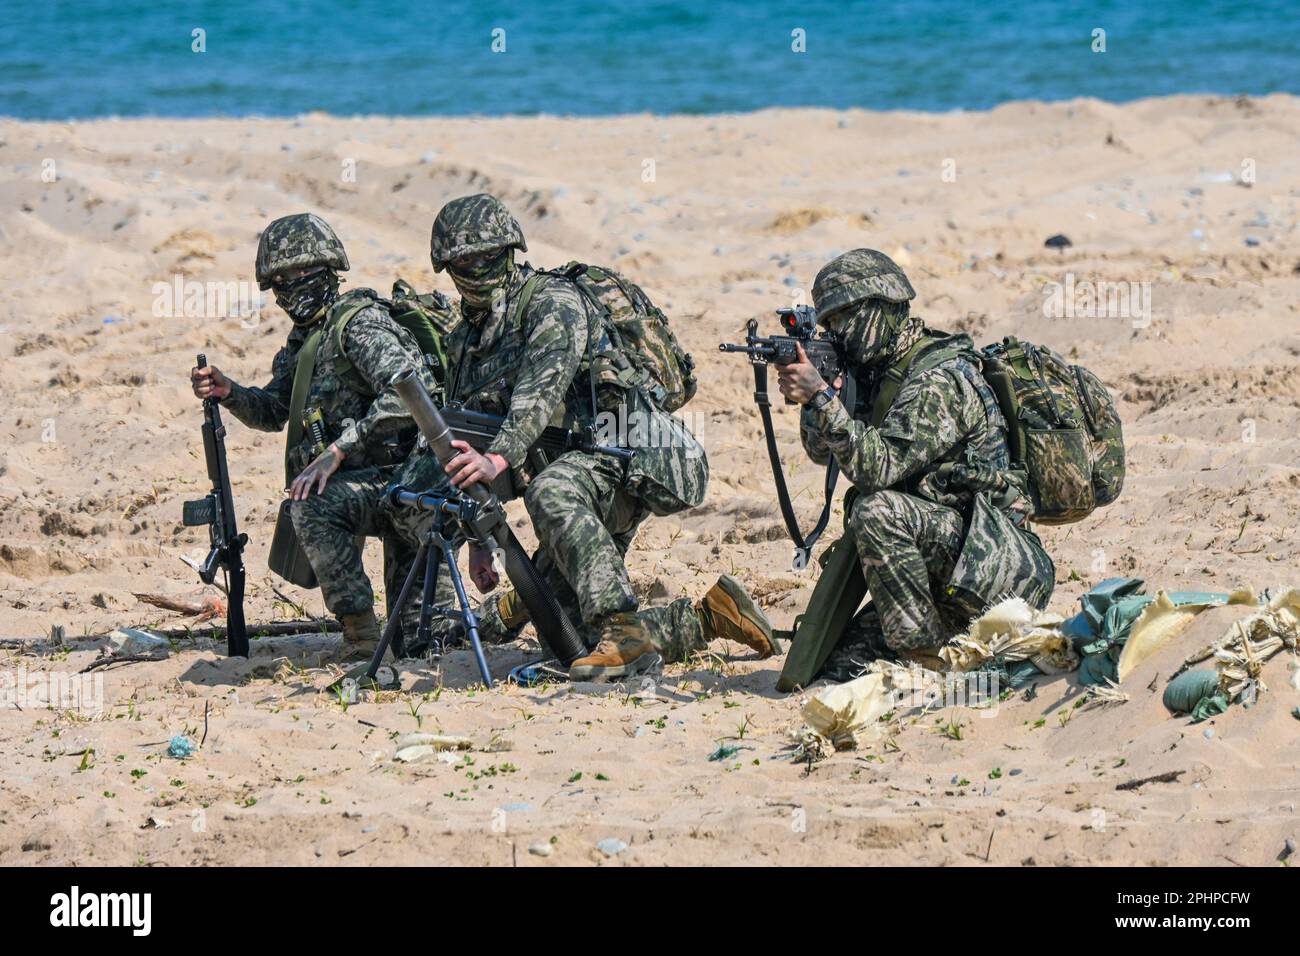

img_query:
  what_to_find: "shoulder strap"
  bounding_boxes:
[867,333,976,427]
[285,328,323,485]
[508,271,549,328]
[510,267,606,416]
[869,335,934,427]
[327,293,380,394]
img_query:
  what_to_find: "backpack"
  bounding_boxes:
[327,281,457,399]
[870,334,1125,525]
[513,262,698,412]
[978,337,1125,524]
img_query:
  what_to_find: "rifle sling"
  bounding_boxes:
[285,328,323,486]
[752,361,852,560]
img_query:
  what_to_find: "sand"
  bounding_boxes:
[1,94,1298,866]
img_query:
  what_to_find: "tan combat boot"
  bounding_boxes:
[567,612,661,682]
[339,608,381,662]
[478,588,531,644]
[697,574,781,658]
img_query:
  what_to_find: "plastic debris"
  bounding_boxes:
[596,838,627,857]
[167,735,197,759]
[108,628,171,658]
[394,734,477,763]
[708,743,755,762]
[394,746,437,764]
[940,598,1077,674]
[529,842,553,858]
[396,733,472,751]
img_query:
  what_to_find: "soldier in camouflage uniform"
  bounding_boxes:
[190,213,452,661]
[429,193,777,680]
[778,249,1055,682]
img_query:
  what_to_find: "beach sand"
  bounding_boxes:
[1,94,1298,866]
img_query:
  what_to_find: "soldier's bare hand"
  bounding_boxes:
[191,364,232,401]
[468,545,500,594]
[446,440,507,490]
[290,444,345,500]
[776,343,829,404]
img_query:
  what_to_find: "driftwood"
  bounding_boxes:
[142,620,342,641]
[80,653,167,673]
[133,592,226,624]
[1116,770,1186,791]
[0,619,340,652]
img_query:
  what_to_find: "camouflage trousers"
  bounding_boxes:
[522,451,705,663]
[289,465,456,655]
[821,489,1054,682]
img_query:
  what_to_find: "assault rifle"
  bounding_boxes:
[719,307,854,564]
[718,306,843,399]
[441,406,634,462]
[181,354,249,656]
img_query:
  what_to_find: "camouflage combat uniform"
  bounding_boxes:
[224,282,452,654]
[443,264,710,661]
[800,250,1055,681]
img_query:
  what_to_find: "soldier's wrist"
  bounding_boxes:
[808,385,837,411]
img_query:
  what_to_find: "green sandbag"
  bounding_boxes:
[1164,669,1230,721]
[1078,652,1118,687]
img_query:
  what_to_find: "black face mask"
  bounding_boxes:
[273,269,339,326]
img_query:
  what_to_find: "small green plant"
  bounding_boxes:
[937,720,964,741]
[407,694,427,729]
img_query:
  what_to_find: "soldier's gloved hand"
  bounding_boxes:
[191,364,232,401]
[446,440,508,490]
[290,444,345,500]
[775,343,829,405]
[468,545,500,594]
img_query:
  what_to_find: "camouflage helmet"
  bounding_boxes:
[812,248,916,321]
[429,193,527,272]
[255,213,350,289]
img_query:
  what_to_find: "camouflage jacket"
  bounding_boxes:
[443,265,592,468]
[443,264,708,508]
[222,291,433,479]
[800,331,1028,513]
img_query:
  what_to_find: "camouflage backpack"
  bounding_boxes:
[513,262,698,412]
[979,337,1125,524]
